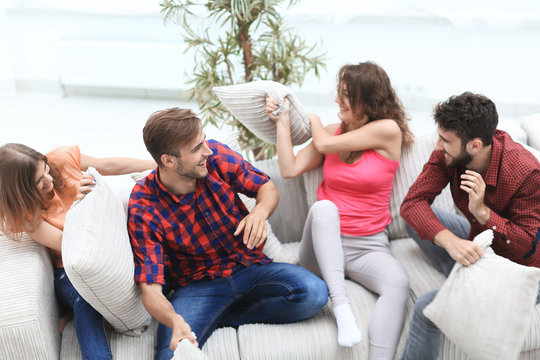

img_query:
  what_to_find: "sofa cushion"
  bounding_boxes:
[238,194,297,264]
[213,81,311,145]
[387,132,456,240]
[254,159,309,244]
[0,233,60,360]
[62,167,151,335]
[521,113,540,151]
[423,230,540,360]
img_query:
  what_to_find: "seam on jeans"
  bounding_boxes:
[199,297,236,341]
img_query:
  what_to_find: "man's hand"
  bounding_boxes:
[234,208,267,249]
[77,173,95,200]
[435,229,484,266]
[170,316,198,351]
[460,170,490,225]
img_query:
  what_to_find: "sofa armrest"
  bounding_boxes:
[0,233,60,359]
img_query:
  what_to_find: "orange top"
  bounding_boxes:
[42,145,82,266]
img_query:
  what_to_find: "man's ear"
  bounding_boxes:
[467,138,484,153]
[161,154,176,168]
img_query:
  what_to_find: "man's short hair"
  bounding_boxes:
[143,108,201,166]
[433,92,498,146]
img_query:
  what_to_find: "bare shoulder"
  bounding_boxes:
[366,119,401,136]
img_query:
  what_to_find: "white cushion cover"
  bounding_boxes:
[424,230,540,360]
[62,167,151,335]
[213,81,311,145]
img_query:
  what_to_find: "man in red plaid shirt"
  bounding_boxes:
[400,92,540,360]
[127,108,327,359]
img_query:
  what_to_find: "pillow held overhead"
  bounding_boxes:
[212,81,311,145]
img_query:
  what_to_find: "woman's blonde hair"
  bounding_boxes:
[0,144,62,240]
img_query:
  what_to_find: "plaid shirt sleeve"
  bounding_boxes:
[128,194,166,285]
[483,165,540,261]
[207,140,269,197]
[400,150,451,241]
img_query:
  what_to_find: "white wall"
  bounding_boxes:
[3,0,540,118]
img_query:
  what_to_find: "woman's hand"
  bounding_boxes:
[265,95,290,122]
[77,173,95,200]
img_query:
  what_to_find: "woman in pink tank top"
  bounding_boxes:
[267,62,413,359]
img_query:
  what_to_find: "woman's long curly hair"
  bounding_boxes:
[337,62,414,147]
[0,144,63,240]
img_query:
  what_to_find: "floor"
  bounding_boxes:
[0,90,527,162]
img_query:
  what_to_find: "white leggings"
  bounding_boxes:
[299,200,410,360]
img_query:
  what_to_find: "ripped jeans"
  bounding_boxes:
[54,268,112,360]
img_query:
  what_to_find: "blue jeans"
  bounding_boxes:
[54,268,112,360]
[155,262,328,360]
[401,208,540,360]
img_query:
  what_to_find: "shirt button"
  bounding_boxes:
[492,226,497,230]
[506,240,511,244]
[204,211,210,216]
[472,219,476,223]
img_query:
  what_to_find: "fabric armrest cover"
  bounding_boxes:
[0,233,60,359]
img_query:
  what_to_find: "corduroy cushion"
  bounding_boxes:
[62,167,151,335]
[521,113,540,151]
[424,230,540,360]
[387,132,457,240]
[213,81,311,145]
[0,233,60,359]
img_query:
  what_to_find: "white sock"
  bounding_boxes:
[333,303,362,347]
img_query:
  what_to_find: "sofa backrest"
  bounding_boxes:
[254,159,310,244]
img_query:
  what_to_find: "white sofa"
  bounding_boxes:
[1,129,539,360]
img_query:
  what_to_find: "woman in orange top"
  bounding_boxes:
[0,143,155,360]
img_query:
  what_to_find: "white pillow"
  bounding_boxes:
[423,230,540,360]
[212,81,311,145]
[63,167,151,335]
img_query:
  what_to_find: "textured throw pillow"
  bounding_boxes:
[213,81,311,145]
[423,230,540,360]
[63,167,151,335]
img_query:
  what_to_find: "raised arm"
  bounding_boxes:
[139,282,197,350]
[265,96,324,178]
[80,154,155,175]
[310,115,402,161]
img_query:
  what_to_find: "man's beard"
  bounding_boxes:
[175,162,207,180]
[446,148,472,169]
